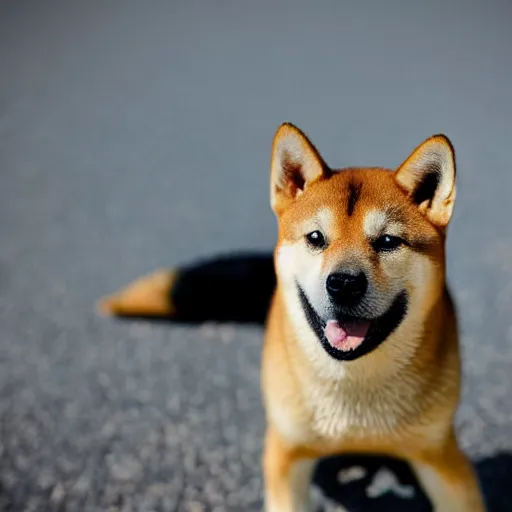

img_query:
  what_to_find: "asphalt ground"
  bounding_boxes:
[1,1,512,510]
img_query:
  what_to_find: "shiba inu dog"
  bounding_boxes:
[99,123,485,511]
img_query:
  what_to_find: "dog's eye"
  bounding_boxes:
[373,234,404,252]
[306,230,326,249]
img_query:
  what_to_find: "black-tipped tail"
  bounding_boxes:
[98,252,275,325]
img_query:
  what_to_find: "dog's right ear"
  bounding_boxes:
[270,123,330,214]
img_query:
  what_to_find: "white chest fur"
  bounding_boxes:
[268,368,421,447]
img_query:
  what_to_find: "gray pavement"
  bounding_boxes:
[1,1,512,510]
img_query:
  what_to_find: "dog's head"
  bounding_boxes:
[271,123,456,363]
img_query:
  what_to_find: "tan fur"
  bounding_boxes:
[97,269,177,317]
[262,124,485,511]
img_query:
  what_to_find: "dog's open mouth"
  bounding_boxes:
[297,285,408,361]
[324,318,371,351]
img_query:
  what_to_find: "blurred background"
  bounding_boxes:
[1,0,512,510]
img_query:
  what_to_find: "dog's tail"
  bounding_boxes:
[97,253,276,325]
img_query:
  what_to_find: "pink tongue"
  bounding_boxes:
[324,319,370,351]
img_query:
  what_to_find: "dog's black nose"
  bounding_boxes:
[326,271,367,305]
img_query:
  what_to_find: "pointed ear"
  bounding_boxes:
[394,134,456,229]
[270,123,330,214]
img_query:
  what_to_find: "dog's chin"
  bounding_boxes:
[296,285,409,361]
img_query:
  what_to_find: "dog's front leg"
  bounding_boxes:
[263,426,316,512]
[410,432,486,511]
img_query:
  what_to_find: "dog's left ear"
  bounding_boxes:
[395,134,456,229]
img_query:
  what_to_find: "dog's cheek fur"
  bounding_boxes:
[376,250,414,297]
[350,251,407,319]
[276,242,326,307]
[405,252,443,308]
[378,249,441,330]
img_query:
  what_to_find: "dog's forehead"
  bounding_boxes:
[328,167,399,206]
[279,168,409,239]
[311,168,405,224]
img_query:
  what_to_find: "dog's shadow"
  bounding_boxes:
[312,452,512,511]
